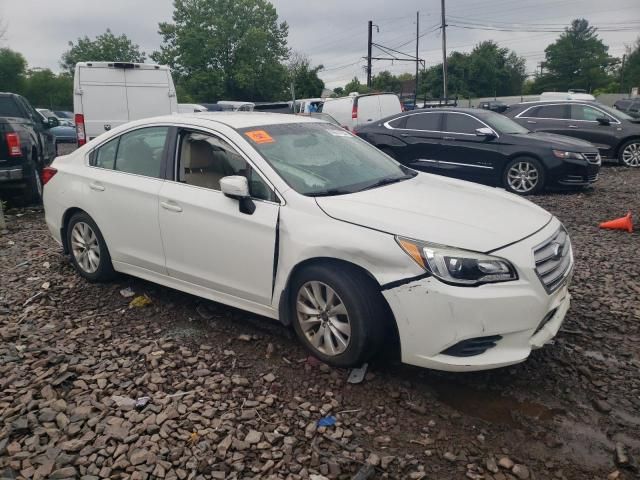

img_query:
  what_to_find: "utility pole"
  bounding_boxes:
[414,11,419,108]
[441,0,447,101]
[367,21,373,88]
[620,54,626,94]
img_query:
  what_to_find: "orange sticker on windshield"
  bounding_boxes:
[245,130,275,144]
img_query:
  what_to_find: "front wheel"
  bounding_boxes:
[618,140,640,167]
[503,157,545,195]
[290,264,385,368]
[66,212,116,282]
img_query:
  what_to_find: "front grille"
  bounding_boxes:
[583,153,601,164]
[533,227,573,293]
[562,175,585,183]
[588,173,599,182]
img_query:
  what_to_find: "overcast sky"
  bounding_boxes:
[2,0,639,90]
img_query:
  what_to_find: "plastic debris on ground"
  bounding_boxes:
[119,287,135,298]
[135,396,151,409]
[317,415,336,427]
[347,363,368,384]
[129,295,152,308]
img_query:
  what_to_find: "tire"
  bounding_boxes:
[618,139,640,167]
[290,263,385,368]
[66,212,116,282]
[23,161,43,206]
[503,156,545,195]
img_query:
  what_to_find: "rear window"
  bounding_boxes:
[0,97,24,117]
[405,112,441,131]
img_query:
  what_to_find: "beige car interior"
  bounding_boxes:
[181,133,246,190]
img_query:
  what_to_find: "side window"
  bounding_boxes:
[114,127,169,178]
[536,104,569,119]
[405,113,441,131]
[444,113,484,134]
[91,137,119,169]
[179,131,276,201]
[571,105,605,122]
[388,116,407,129]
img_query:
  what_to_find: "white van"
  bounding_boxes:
[216,101,255,111]
[73,62,178,145]
[321,93,402,130]
[178,103,208,113]
[540,91,596,102]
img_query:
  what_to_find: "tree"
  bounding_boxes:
[372,70,401,92]
[622,37,640,93]
[21,69,73,109]
[343,76,369,95]
[61,29,146,74]
[533,19,615,92]
[0,48,27,93]
[152,0,289,102]
[288,52,325,98]
[332,87,344,97]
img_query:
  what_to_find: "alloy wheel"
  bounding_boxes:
[296,281,351,356]
[71,222,101,273]
[621,142,640,167]
[507,161,539,193]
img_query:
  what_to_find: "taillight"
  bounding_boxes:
[351,103,357,119]
[5,133,21,157]
[75,113,86,146]
[41,167,57,185]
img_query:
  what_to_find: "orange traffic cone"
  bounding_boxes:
[599,212,633,233]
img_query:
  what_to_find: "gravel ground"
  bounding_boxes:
[1,164,638,480]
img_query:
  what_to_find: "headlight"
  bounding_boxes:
[552,150,585,160]
[396,237,518,286]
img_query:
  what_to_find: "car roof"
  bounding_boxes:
[510,100,600,107]
[133,112,325,130]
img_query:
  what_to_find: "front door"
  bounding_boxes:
[158,129,279,305]
[439,112,502,185]
[566,104,619,157]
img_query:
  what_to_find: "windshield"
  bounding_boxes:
[39,109,55,118]
[597,103,633,121]
[240,122,415,196]
[477,110,529,134]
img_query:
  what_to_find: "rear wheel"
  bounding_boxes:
[290,264,385,368]
[618,139,640,167]
[66,212,116,282]
[503,157,545,195]
[23,161,43,206]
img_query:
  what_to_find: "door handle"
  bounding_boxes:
[442,136,455,141]
[160,201,183,213]
[527,120,537,124]
[89,182,105,192]
[400,133,410,137]
[568,125,579,128]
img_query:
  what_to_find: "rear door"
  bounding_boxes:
[515,103,570,135]
[357,96,380,126]
[439,112,502,185]
[567,103,619,156]
[394,111,443,172]
[77,65,129,139]
[125,66,176,120]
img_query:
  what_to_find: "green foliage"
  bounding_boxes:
[622,37,640,93]
[332,87,344,97]
[153,0,290,102]
[60,29,146,74]
[0,48,27,92]
[372,70,401,92]
[21,69,73,109]
[343,77,370,95]
[288,53,324,98]
[532,19,615,93]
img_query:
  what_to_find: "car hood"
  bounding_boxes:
[315,173,552,252]
[515,131,596,151]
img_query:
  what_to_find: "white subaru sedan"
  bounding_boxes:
[42,113,573,372]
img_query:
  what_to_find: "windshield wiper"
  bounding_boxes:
[359,174,416,192]
[307,188,354,197]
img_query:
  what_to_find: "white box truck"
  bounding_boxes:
[73,62,178,146]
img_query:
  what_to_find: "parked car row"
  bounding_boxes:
[42,113,573,372]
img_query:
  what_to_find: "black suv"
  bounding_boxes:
[614,98,640,119]
[1,93,59,203]
[505,100,640,167]
[356,108,601,195]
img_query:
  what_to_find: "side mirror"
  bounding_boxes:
[220,176,255,214]
[47,117,60,128]
[596,117,610,126]
[220,175,250,199]
[475,127,496,138]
